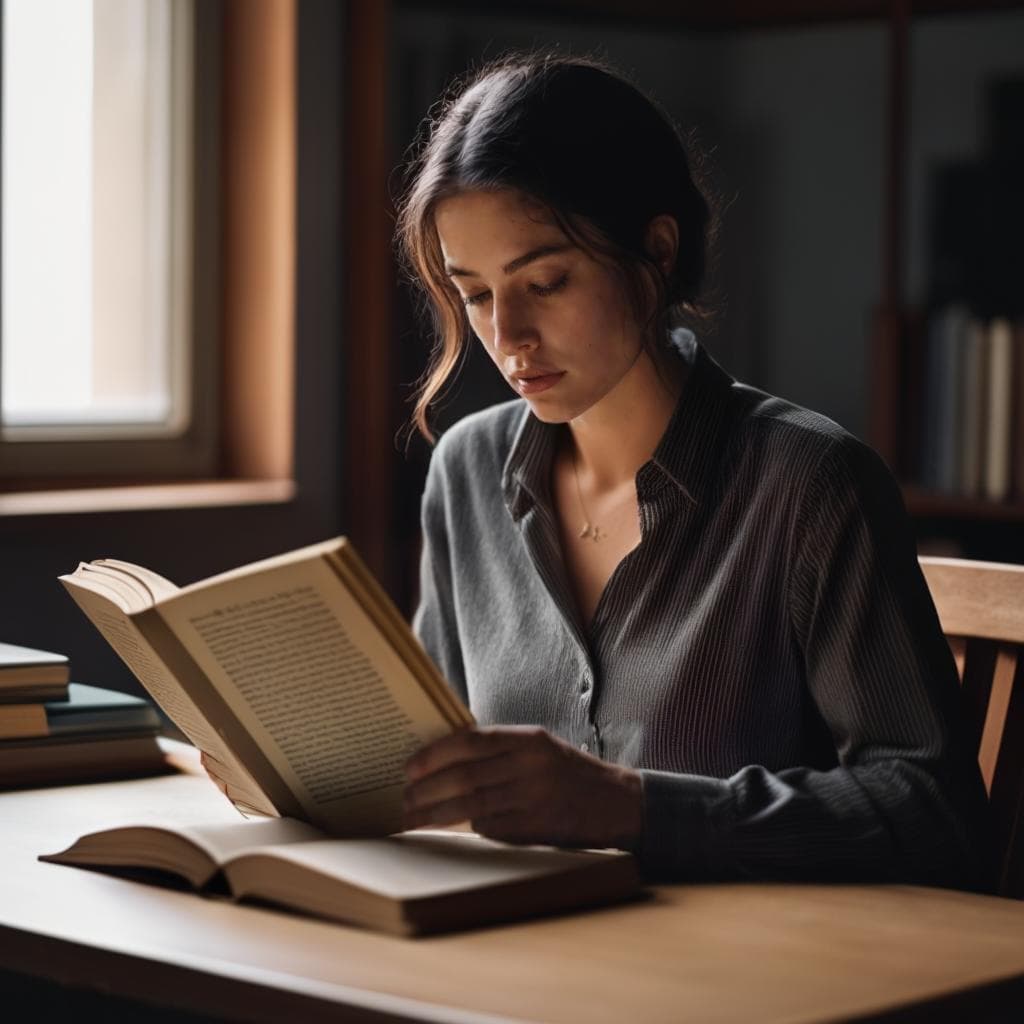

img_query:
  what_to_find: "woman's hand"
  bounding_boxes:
[403,725,643,850]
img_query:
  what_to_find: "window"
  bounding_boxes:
[1,0,218,480]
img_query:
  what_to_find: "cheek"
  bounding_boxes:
[471,315,496,353]
[566,290,639,362]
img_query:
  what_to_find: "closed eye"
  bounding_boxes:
[462,270,569,305]
[531,273,569,298]
[461,273,569,308]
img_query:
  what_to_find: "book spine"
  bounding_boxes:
[984,318,1014,502]
[959,317,986,497]
[1015,320,1024,501]
[937,306,968,495]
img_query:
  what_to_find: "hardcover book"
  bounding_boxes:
[0,683,160,741]
[41,816,639,937]
[0,642,70,702]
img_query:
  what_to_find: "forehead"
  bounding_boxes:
[434,190,566,264]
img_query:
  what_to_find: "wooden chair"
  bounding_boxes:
[920,556,1024,899]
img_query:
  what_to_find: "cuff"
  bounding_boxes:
[637,769,734,880]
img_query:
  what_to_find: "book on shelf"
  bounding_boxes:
[916,308,1024,504]
[1015,320,1024,502]
[40,816,639,937]
[0,642,70,702]
[0,683,160,741]
[984,317,1014,502]
[958,316,987,498]
[59,537,475,834]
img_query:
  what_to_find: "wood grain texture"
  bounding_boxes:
[920,555,1024,898]
[221,0,297,480]
[3,774,1024,1023]
[342,0,396,589]
[920,557,1024,644]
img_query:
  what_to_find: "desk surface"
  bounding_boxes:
[2,767,1024,1024]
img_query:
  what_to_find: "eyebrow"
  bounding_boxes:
[444,243,573,279]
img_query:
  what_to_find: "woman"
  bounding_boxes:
[396,52,993,888]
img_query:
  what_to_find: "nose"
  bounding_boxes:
[491,293,538,356]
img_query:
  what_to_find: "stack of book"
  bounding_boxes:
[0,641,167,787]
[914,308,1024,501]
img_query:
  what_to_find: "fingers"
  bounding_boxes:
[406,780,527,830]
[405,725,548,782]
[405,753,525,828]
[404,727,552,830]
[406,748,516,807]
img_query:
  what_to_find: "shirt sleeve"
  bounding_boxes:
[411,443,469,706]
[637,436,995,891]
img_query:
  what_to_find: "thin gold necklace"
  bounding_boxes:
[571,447,605,542]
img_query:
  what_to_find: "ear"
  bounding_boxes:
[644,214,679,277]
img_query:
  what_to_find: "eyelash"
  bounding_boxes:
[462,273,569,308]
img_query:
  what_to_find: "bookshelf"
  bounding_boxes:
[866,3,1024,546]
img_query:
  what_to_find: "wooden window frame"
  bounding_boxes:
[0,0,296,509]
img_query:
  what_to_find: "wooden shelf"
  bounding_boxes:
[397,0,1024,30]
[903,486,1024,522]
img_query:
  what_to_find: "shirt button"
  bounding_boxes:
[580,742,589,753]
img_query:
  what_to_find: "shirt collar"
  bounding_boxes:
[501,329,736,521]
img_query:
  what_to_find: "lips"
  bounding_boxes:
[512,370,565,396]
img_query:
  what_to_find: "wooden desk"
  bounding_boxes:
[2,771,1024,1023]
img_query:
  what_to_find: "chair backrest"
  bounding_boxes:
[919,556,1024,899]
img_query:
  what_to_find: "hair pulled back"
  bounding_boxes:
[395,52,715,441]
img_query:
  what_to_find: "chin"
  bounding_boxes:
[522,395,583,425]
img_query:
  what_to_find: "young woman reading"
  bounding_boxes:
[393,53,992,888]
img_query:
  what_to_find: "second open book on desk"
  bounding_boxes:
[41,814,637,937]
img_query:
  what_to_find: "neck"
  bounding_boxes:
[567,346,686,492]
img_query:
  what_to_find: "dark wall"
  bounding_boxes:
[0,1,346,697]
[389,5,1024,573]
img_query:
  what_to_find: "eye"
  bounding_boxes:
[530,273,569,297]
[462,290,491,308]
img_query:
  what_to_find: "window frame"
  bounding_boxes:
[0,0,221,483]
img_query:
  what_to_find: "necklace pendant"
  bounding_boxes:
[590,525,605,543]
[579,522,593,540]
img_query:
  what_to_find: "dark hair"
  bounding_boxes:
[395,52,717,441]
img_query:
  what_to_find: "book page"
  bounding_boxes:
[155,556,454,835]
[60,578,275,816]
[179,816,325,862]
[228,831,627,901]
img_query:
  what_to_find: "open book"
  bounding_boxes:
[60,538,473,836]
[41,816,639,936]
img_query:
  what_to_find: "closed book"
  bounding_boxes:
[983,318,1014,502]
[959,317,988,497]
[1015,320,1024,500]
[0,642,70,702]
[40,817,640,937]
[0,683,161,741]
[934,306,970,495]
[0,732,168,789]
[918,312,946,490]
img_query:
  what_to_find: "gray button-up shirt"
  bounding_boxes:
[413,330,992,888]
